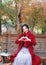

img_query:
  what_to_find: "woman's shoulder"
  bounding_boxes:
[29,31,35,37]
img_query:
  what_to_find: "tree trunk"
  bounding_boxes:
[15,0,22,34]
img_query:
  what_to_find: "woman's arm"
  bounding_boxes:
[10,53,17,62]
[15,34,23,44]
[31,34,36,46]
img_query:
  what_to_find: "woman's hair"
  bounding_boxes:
[21,24,29,33]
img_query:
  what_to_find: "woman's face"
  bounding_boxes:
[23,26,29,33]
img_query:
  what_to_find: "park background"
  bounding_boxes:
[0,0,46,65]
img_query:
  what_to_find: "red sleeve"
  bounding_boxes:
[31,34,36,46]
[15,34,23,44]
[28,33,36,46]
[10,53,17,62]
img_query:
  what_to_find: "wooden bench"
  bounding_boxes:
[0,34,46,65]
[34,34,46,65]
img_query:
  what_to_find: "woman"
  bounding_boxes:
[10,24,41,65]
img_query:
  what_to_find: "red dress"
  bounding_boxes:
[10,31,41,65]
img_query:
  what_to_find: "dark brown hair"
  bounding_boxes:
[21,24,29,33]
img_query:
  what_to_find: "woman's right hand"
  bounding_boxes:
[18,36,24,41]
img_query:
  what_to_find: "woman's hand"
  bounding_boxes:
[18,36,25,41]
[24,36,31,41]
[18,36,31,41]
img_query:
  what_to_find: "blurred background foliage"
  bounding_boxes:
[0,0,46,34]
